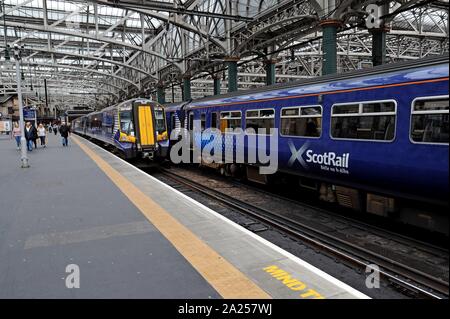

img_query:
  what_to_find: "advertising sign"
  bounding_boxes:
[0,120,11,132]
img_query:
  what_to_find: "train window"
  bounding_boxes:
[120,111,134,136]
[92,114,102,130]
[201,113,206,131]
[410,97,449,144]
[363,102,395,113]
[281,106,322,138]
[245,109,275,135]
[154,108,166,133]
[220,111,242,132]
[332,104,359,114]
[246,110,259,118]
[282,108,299,117]
[211,112,219,129]
[331,100,396,141]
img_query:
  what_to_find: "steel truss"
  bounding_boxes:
[0,0,448,109]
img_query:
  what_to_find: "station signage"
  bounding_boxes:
[23,108,36,121]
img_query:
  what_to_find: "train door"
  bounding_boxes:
[132,102,155,150]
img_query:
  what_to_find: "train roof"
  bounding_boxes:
[164,54,448,111]
[191,55,448,108]
[75,98,156,119]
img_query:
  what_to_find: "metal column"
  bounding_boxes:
[265,59,276,86]
[157,84,165,104]
[320,20,340,75]
[371,29,387,66]
[15,57,29,168]
[183,76,191,101]
[225,57,239,93]
[213,75,221,96]
[371,4,389,66]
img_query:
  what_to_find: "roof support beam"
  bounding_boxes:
[19,61,139,88]
[3,20,174,64]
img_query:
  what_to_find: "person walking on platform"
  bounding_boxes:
[24,122,34,152]
[53,123,58,136]
[37,123,47,148]
[31,123,38,149]
[59,122,71,147]
[12,122,21,150]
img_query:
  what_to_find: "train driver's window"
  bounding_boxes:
[120,111,134,136]
[245,109,275,135]
[154,108,166,134]
[220,111,242,133]
[331,101,396,141]
[410,97,449,144]
[281,106,322,138]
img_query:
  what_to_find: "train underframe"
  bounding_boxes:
[197,160,449,236]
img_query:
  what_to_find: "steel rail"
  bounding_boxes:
[157,168,449,299]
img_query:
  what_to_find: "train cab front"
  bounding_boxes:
[132,101,169,161]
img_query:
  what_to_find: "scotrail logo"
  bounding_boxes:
[288,141,350,174]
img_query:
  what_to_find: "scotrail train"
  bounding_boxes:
[72,98,169,161]
[165,55,449,233]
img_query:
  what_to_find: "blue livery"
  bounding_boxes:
[165,56,449,208]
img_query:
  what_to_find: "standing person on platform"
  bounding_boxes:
[37,123,47,148]
[59,122,71,147]
[24,122,34,152]
[31,123,38,149]
[12,122,21,150]
[53,123,58,136]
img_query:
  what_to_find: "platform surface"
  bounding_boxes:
[0,133,368,299]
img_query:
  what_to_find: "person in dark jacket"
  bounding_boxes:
[59,122,71,147]
[24,122,35,151]
[31,123,38,149]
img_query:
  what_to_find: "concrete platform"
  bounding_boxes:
[0,133,368,299]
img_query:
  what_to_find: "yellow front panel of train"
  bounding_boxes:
[138,106,155,146]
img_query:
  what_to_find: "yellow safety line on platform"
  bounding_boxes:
[72,136,271,299]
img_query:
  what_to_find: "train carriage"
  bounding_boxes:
[73,98,169,160]
[165,55,449,233]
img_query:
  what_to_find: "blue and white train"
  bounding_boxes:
[73,98,169,160]
[165,55,449,233]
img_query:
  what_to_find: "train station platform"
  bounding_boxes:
[0,133,368,299]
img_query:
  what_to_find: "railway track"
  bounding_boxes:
[153,167,449,299]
